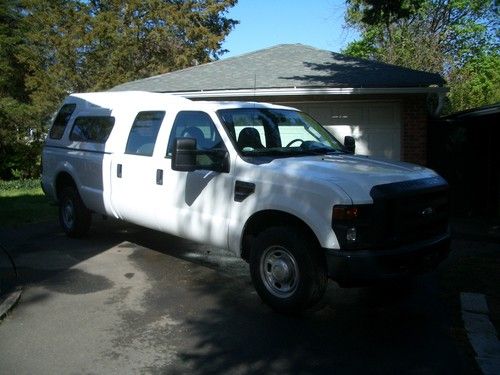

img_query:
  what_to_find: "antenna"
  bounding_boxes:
[253,73,257,107]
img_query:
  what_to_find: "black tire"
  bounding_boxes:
[58,185,92,238]
[250,226,327,314]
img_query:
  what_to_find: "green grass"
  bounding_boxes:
[0,179,57,227]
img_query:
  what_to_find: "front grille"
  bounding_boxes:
[383,190,449,246]
[370,177,450,249]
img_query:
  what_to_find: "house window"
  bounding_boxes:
[69,116,115,143]
[49,104,76,139]
[125,111,165,156]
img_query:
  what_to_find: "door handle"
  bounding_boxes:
[117,164,122,178]
[156,169,163,185]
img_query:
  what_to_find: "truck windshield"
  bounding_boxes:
[217,108,345,157]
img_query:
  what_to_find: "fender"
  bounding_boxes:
[227,176,352,255]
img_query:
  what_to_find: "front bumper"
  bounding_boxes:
[325,233,451,287]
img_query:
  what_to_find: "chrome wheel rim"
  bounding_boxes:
[62,199,75,229]
[260,246,299,298]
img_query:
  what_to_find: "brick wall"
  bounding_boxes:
[402,95,428,165]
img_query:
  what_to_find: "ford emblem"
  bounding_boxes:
[421,207,434,217]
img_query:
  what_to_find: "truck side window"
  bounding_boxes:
[49,104,76,139]
[125,111,165,156]
[69,116,115,143]
[166,111,226,158]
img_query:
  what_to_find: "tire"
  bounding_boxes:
[58,185,92,238]
[250,226,327,314]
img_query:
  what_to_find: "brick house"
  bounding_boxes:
[112,44,446,165]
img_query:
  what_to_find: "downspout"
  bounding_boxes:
[427,91,446,118]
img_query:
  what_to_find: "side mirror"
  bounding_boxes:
[344,136,355,154]
[172,138,197,172]
[214,150,230,173]
[172,138,230,173]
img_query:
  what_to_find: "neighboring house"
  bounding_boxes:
[111,44,446,165]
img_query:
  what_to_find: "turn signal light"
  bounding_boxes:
[333,206,360,220]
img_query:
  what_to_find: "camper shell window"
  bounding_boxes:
[69,116,115,143]
[49,104,77,139]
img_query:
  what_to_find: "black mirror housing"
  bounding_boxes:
[172,138,230,173]
[172,138,197,171]
[344,136,355,154]
[216,150,230,173]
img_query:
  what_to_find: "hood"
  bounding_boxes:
[265,154,438,203]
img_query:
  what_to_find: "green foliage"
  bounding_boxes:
[0,0,238,180]
[341,28,378,59]
[343,0,499,113]
[346,0,424,29]
[447,53,500,112]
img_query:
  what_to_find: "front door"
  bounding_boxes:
[155,111,234,248]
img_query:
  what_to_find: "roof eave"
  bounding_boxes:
[165,86,448,98]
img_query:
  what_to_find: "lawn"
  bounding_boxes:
[0,179,57,227]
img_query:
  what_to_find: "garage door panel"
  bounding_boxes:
[367,103,400,128]
[364,129,401,160]
[330,104,364,126]
[326,125,370,156]
[282,101,401,161]
[295,103,332,124]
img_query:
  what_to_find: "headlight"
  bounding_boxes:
[332,204,374,249]
[346,227,357,242]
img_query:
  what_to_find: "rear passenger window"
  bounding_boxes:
[49,104,76,139]
[69,116,115,143]
[125,111,165,156]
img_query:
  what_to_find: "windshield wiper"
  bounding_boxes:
[299,147,345,155]
[241,147,346,158]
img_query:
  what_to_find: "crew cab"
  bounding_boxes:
[42,91,450,313]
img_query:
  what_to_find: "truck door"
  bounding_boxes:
[110,111,166,229]
[154,111,233,248]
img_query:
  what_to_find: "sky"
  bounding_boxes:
[220,0,359,59]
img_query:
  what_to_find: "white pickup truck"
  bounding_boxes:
[42,91,450,313]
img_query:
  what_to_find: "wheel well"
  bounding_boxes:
[240,210,320,262]
[55,172,76,201]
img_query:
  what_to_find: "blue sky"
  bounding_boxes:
[220,0,359,59]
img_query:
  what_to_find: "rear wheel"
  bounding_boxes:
[59,186,91,238]
[250,226,327,314]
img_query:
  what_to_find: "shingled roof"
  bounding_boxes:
[111,44,445,94]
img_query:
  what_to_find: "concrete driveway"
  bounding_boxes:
[0,219,475,374]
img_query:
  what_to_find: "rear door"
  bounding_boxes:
[110,111,166,228]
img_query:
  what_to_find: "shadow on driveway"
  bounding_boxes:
[0,218,477,374]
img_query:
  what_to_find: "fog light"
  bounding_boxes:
[346,227,357,242]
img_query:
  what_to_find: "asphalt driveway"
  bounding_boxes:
[0,219,476,374]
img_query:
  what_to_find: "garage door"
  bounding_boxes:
[282,101,401,161]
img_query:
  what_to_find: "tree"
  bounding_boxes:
[447,52,500,112]
[0,0,40,179]
[0,0,238,179]
[342,0,500,113]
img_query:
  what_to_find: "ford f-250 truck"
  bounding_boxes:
[42,91,450,313]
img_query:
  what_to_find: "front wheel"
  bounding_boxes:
[250,227,327,314]
[59,186,92,238]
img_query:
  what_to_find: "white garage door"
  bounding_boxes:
[282,101,401,160]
